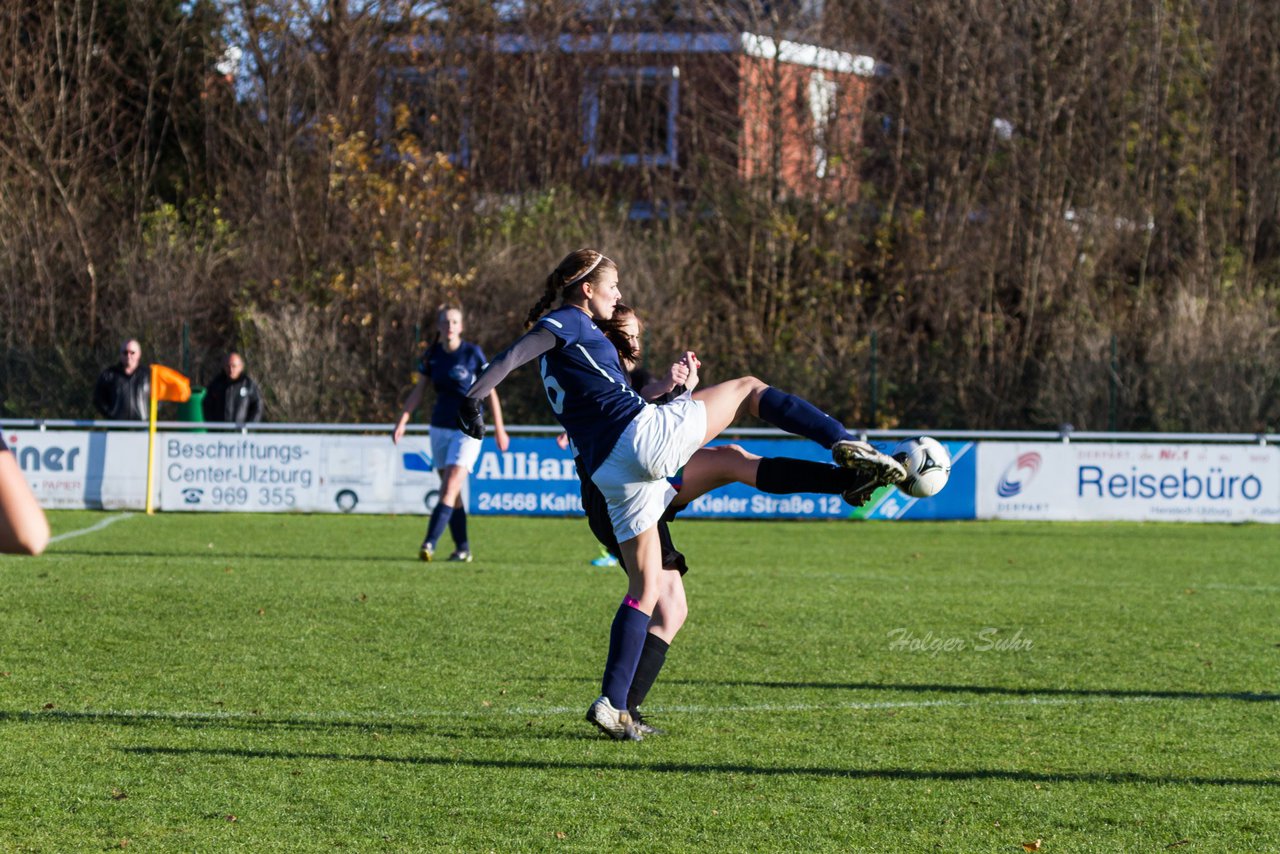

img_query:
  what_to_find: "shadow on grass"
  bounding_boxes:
[119,744,1280,788]
[49,548,417,564]
[660,680,1280,703]
[0,708,573,739]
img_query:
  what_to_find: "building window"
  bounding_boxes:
[582,66,679,167]
[807,71,838,179]
[379,68,470,166]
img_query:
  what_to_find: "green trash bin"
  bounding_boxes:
[177,386,206,432]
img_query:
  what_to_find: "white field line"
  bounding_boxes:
[48,512,135,544]
[767,571,1280,594]
[19,693,1180,725]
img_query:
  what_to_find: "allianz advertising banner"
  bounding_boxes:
[977,442,1280,523]
[469,437,978,521]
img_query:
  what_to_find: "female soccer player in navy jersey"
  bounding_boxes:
[393,305,509,562]
[459,249,904,740]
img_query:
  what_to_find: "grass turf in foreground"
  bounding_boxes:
[0,512,1276,851]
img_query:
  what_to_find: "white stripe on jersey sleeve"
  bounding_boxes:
[541,317,564,329]
[575,344,643,401]
[574,343,613,379]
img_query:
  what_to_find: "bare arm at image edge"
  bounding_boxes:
[0,440,50,555]
[465,327,557,400]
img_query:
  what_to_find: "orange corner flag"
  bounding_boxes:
[151,364,192,404]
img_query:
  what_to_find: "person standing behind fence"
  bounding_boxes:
[93,338,150,420]
[203,352,265,426]
[393,305,509,562]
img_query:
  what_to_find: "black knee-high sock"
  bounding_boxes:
[756,457,859,495]
[627,633,670,711]
[448,504,469,551]
[423,503,453,548]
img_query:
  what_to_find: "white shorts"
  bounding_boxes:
[590,395,707,543]
[430,426,483,473]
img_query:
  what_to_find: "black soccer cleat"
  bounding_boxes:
[629,708,666,736]
[840,470,881,508]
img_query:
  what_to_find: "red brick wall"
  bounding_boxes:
[738,54,868,199]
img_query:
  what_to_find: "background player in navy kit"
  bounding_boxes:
[581,304,884,733]
[460,249,904,740]
[393,306,509,562]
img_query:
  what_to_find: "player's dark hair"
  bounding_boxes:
[599,303,642,366]
[524,249,616,329]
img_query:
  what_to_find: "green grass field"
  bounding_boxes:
[1,512,1276,852]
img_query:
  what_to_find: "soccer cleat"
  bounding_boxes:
[591,548,619,567]
[630,709,665,736]
[585,695,643,741]
[447,549,473,563]
[841,470,880,508]
[832,439,906,486]
[418,543,434,562]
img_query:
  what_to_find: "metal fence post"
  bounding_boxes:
[1108,334,1118,431]
[869,330,878,428]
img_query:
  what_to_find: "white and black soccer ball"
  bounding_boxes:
[892,437,951,498]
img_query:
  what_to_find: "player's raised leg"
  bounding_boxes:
[692,379,905,486]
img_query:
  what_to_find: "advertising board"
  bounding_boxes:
[977,442,1280,523]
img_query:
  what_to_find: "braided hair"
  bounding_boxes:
[523,248,616,329]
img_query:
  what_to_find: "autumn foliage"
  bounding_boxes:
[1,0,1276,431]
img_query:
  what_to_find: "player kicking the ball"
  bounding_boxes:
[459,249,904,740]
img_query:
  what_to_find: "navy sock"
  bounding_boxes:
[423,503,454,548]
[758,387,851,449]
[601,601,651,709]
[627,633,669,711]
[448,504,469,551]
[756,457,858,495]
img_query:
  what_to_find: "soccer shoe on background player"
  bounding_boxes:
[832,439,906,487]
[419,542,434,562]
[447,549,473,562]
[586,695,643,741]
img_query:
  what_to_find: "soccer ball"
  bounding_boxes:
[892,437,951,498]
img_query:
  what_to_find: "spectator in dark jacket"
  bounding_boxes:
[93,338,150,420]
[203,352,264,425]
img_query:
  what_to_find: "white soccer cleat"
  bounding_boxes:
[586,695,643,741]
[832,439,907,486]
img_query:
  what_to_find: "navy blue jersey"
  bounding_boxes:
[418,341,488,429]
[536,306,646,474]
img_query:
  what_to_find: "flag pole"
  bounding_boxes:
[145,364,158,515]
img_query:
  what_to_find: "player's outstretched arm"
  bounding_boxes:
[463,327,558,401]
[458,327,558,439]
[0,443,50,555]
